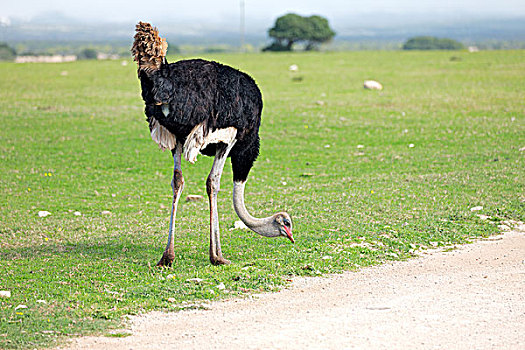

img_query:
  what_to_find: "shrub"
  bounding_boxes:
[78,48,98,60]
[403,36,464,50]
[0,43,16,61]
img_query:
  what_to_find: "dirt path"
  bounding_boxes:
[69,226,525,350]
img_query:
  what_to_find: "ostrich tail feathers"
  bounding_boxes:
[131,21,168,75]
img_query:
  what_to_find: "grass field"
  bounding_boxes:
[1,50,524,348]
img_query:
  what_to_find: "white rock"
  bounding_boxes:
[0,291,11,298]
[101,210,112,215]
[289,64,298,72]
[470,206,483,212]
[357,145,364,149]
[36,299,47,304]
[38,211,51,217]
[186,278,204,284]
[73,211,81,216]
[364,80,383,90]
[408,144,415,148]
[233,220,249,230]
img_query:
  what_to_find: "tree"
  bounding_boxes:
[264,13,335,52]
[403,36,464,50]
[304,15,336,51]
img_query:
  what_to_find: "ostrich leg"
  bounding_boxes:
[157,142,184,267]
[207,141,237,265]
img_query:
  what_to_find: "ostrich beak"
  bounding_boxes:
[284,226,294,244]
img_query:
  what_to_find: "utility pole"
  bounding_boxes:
[240,0,245,52]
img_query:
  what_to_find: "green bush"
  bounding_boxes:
[0,43,16,61]
[78,48,98,60]
[403,36,464,50]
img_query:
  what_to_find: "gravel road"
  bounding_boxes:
[69,226,525,350]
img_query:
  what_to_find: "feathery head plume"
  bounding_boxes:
[131,21,168,75]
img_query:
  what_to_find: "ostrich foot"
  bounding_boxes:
[157,249,175,267]
[210,255,231,266]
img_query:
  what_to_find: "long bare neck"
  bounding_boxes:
[233,181,279,237]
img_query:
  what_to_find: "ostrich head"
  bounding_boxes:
[232,180,294,244]
[273,212,294,243]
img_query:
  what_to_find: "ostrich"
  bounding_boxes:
[131,22,294,266]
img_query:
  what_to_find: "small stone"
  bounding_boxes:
[36,299,47,304]
[322,255,332,260]
[73,211,81,216]
[167,297,176,303]
[15,304,28,310]
[185,195,204,202]
[289,64,298,72]
[470,206,483,212]
[186,278,204,284]
[408,144,415,148]
[101,210,112,216]
[0,291,11,298]
[357,145,364,149]
[38,211,51,217]
[108,329,132,336]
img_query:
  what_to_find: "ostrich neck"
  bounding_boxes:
[233,181,277,237]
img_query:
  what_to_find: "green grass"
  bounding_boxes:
[1,50,524,348]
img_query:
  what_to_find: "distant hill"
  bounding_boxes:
[2,13,524,50]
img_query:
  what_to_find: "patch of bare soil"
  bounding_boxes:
[68,226,524,350]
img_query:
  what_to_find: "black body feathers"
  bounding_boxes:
[139,59,263,182]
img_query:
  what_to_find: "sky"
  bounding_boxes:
[2,0,525,23]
